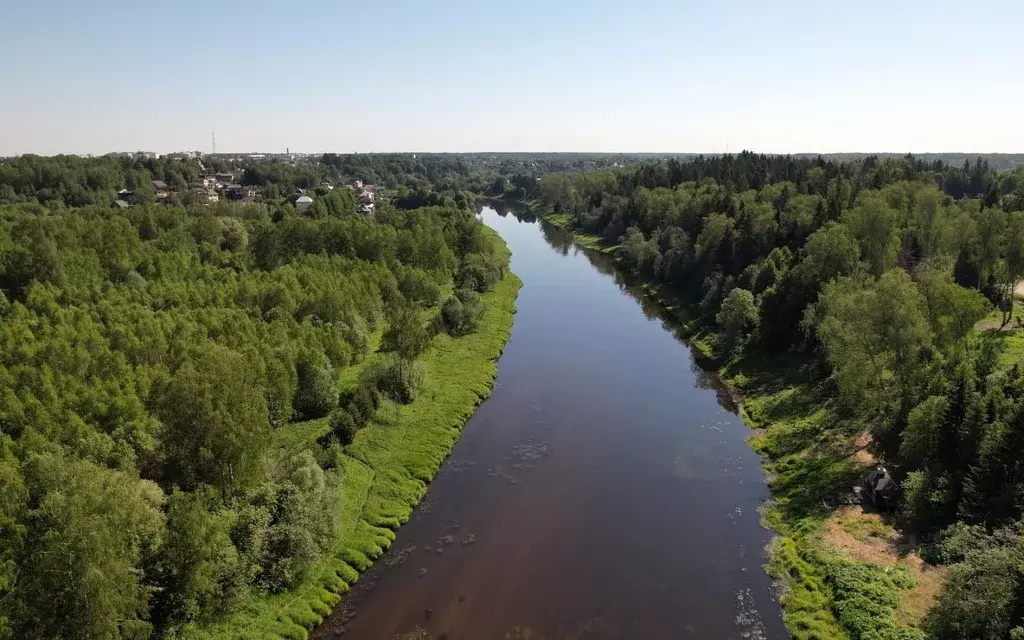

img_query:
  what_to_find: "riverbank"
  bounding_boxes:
[534,206,938,640]
[188,232,522,640]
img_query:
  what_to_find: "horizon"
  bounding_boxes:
[7,149,1024,159]
[3,0,1023,155]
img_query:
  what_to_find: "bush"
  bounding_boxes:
[328,408,359,445]
[456,252,502,292]
[257,453,339,593]
[326,381,382,445]
[350,383,380,421]
[364,357,425,405]
[825,558,925,640]
[925,545,1023,640]
[440,289,484,336]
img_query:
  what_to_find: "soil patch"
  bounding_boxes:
[820,506,946,626]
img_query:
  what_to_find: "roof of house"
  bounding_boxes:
[152,180,168,189]
[296,195,313,204]
[112,199,129,209]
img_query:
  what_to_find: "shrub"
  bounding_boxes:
[328,408,359,445]
[456,252,502,292]
[364,357,425,404]
[440,289,484,336]
[825,558,924,640]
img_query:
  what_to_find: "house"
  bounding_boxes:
[152,180,170,200]
[112,199,130,210]
[118,188,133,201]
[215,172,235,184]
[357,202,375,214]
[192,187,219,203]
[295,195,313,214]
[225,185,256,201]
[348,178,363,190]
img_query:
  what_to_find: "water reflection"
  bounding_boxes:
[479,198,537,222]
[538,221,574,256]
[533,218,740,414]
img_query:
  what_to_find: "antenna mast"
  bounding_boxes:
[212,132,216,155]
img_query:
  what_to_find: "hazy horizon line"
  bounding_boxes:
[5,149,1024,159]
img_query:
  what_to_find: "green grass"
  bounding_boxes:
[533,210,617,254]
[185,234,522,640]
[974,306,1024,370]
[570,231,616,254]
[542,212,572,228]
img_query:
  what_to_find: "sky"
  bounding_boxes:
[2,0,1023,155]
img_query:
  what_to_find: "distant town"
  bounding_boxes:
[103,150,377,214]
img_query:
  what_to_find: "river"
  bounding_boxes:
[312,206,787,640]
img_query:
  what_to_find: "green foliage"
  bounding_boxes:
[397,268,441,306]
[716,287,757,354]
[535,153,1024,639]
[183,256,521,640]
[827,559,926,640]
[150,488,245,627]
[12,452,164,640]
[0,152,519,639]
[257,452,339,592]
[328,381,383,445]
[293,355,338,421]
[811,270,932,416]
[158,343,272,496]
[364,356,426,405]
[381,301,431,360]
[842,191,902,275]
[456,251,503,292]
[440,288,485,337]
[924,525,1024,640]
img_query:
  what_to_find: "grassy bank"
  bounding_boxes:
[187,236,522,640]
[525,205,617,254]
[544,212,936,640]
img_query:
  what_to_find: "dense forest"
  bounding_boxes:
[7,149,1024,639]
[0,155,511,639]
[537,152,1024,639]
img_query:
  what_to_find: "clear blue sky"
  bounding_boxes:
[2,0,1022,155]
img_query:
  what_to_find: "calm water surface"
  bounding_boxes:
[312,206,787,640]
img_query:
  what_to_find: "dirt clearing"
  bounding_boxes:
[820,506,946,627]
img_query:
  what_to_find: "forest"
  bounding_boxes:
[537,152,1024,640]
[7,149,1024,639]
[0,155,513,639]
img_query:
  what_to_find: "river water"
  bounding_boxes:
[312,206,787,640]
